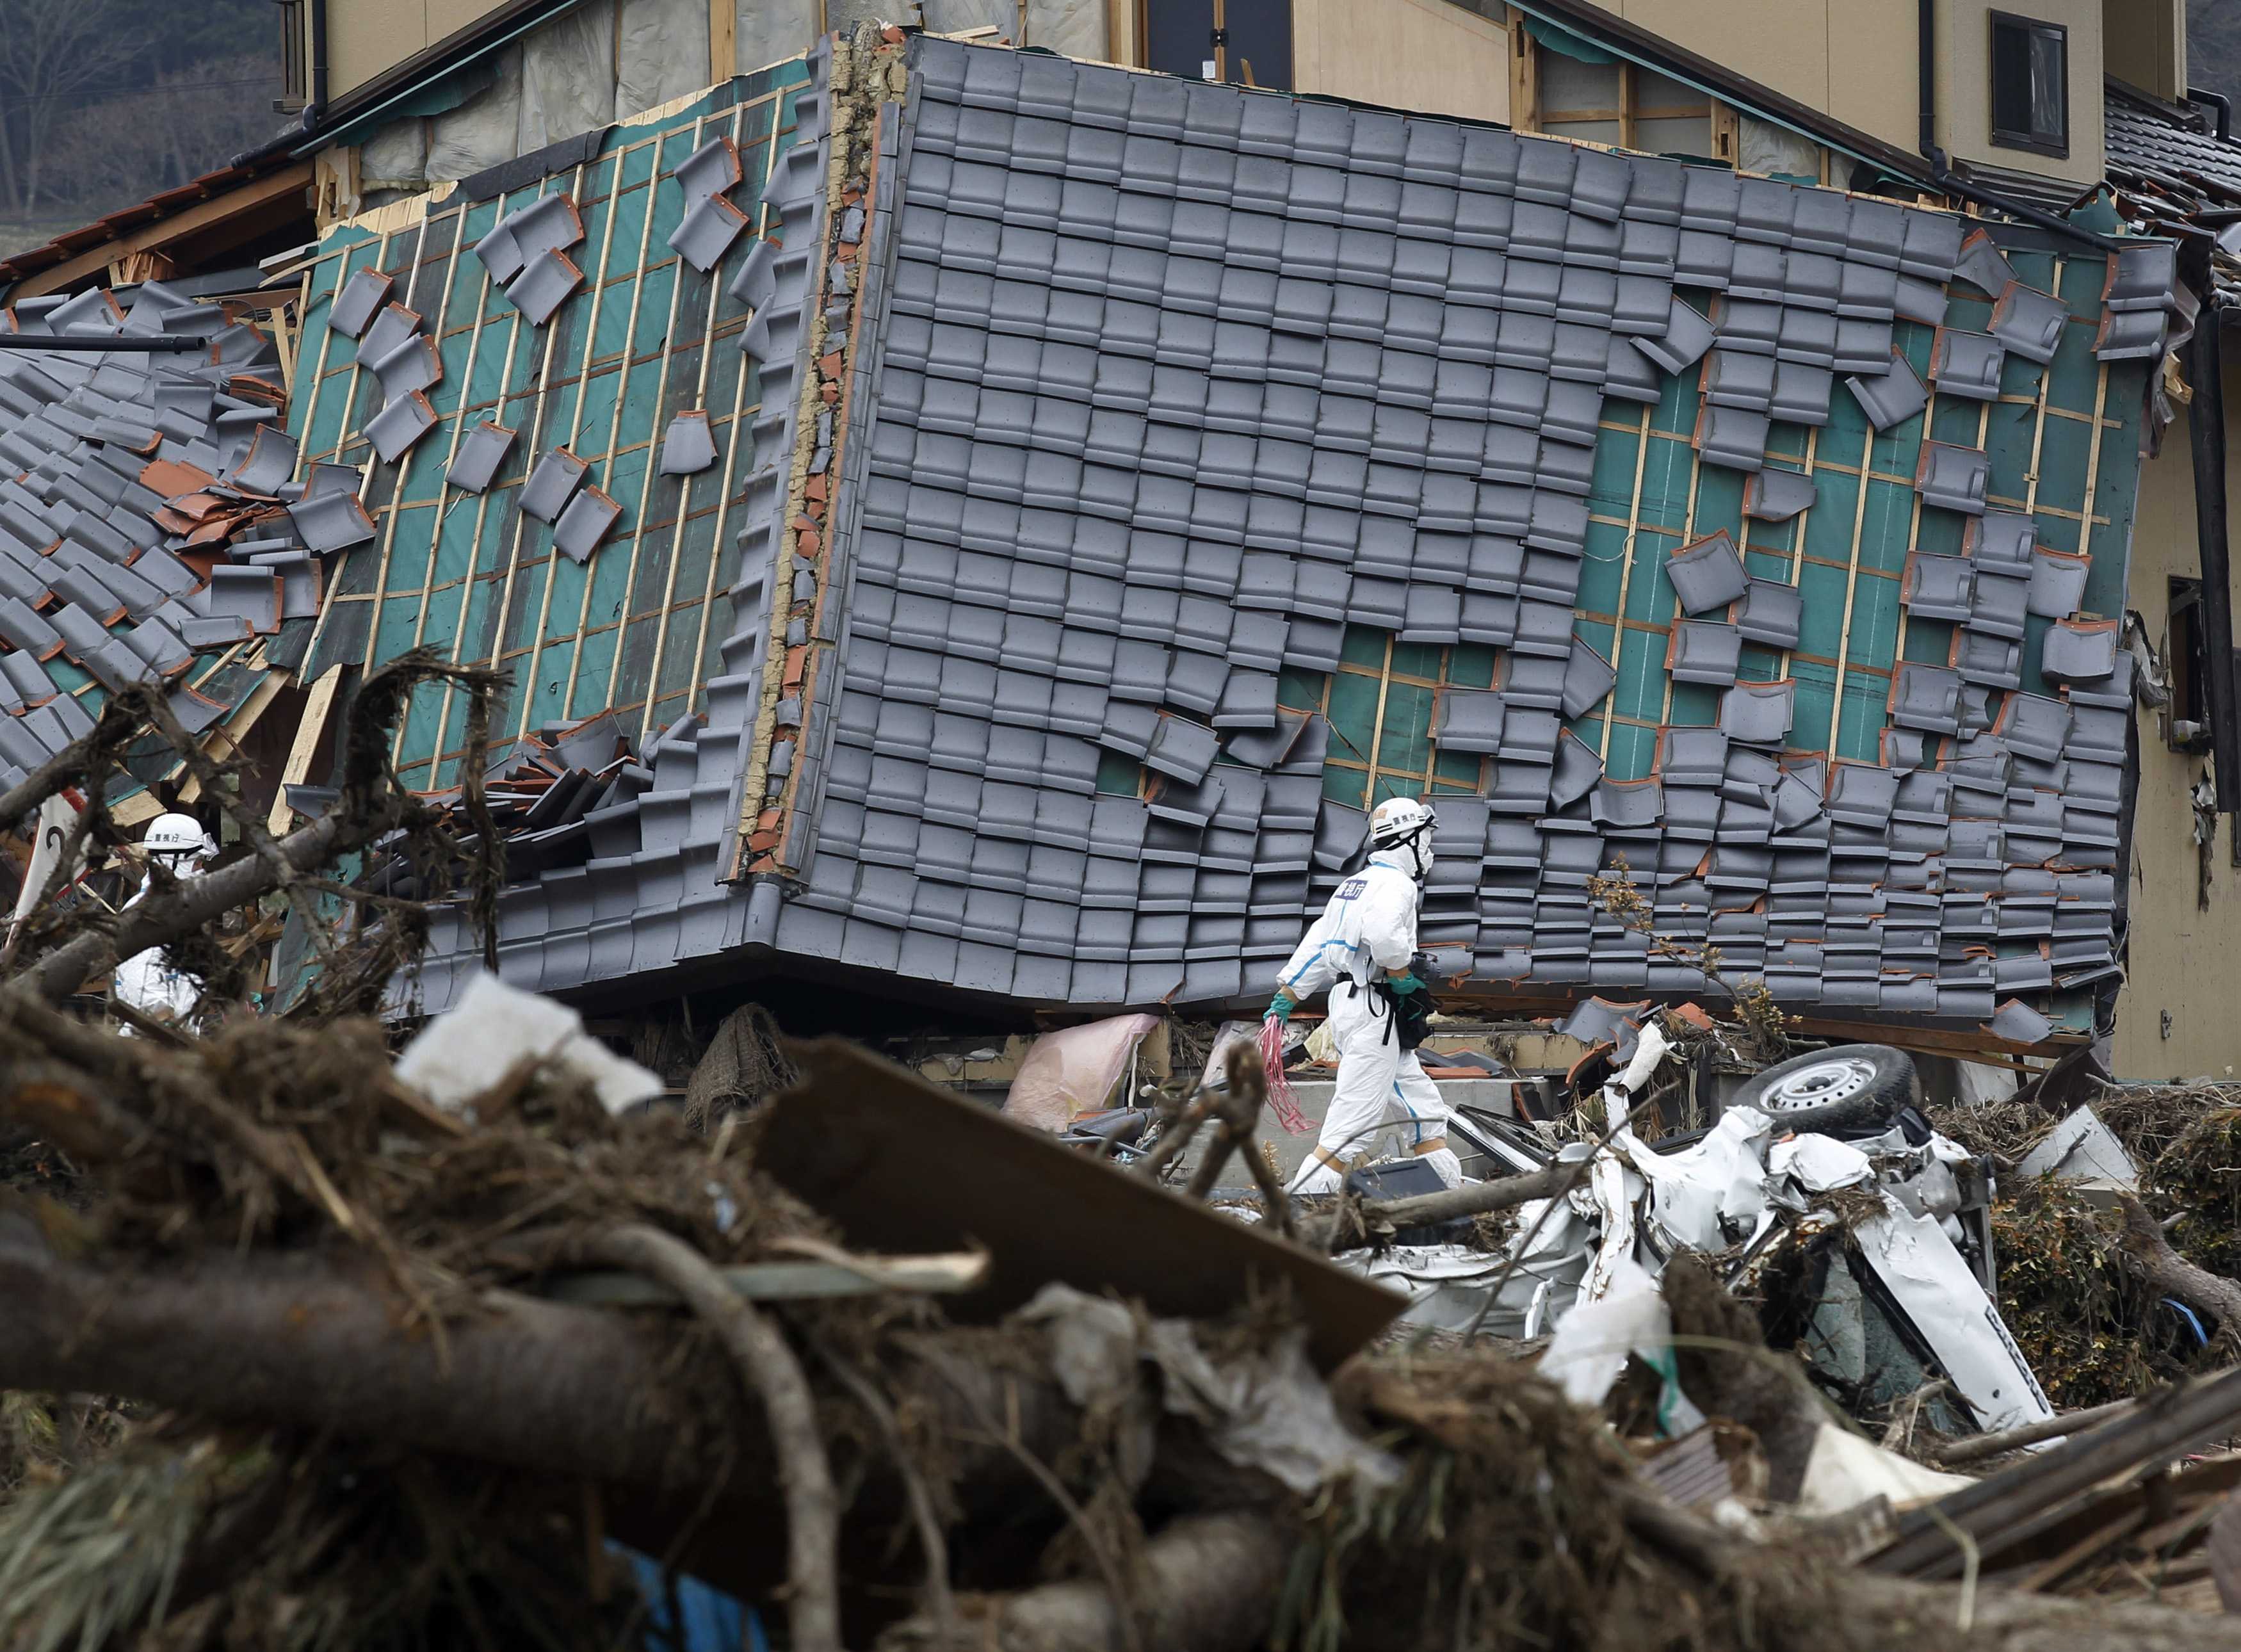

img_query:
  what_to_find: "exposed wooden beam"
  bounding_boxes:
[267,666,344,838]
[14,163,316,298]
[709,0,736,81]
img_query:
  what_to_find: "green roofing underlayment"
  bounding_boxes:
[1249,250,2142,812]
[294,60,815,790]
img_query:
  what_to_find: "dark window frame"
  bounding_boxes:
[2169,577,2214,751]
[1988,10,2069,159]
[275,0,309,114]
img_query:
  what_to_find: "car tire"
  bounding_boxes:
[1730,1043,1917,1135]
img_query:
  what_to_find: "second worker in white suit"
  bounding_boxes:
[1265,796,1462,1195]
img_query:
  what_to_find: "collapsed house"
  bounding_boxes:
[0,0,2235,1078]
[250,29,2161,1059]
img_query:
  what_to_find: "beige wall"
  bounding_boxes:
[1615,0,1914,150]
[2103,0,2186,101]
[330,0,507,102]
[1292,0,1510,122]
[1935,0,2105,184]
[2113,359,2241,1081]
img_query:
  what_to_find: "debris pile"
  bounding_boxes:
[4,971,2241,1652]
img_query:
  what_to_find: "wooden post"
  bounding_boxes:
[1507,8,1539,133]
[709,0,735,79]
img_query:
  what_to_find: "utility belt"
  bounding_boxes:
[1348,976,1432,1051]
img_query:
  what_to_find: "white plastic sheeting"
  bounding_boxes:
[1794,1423,1972,1516]
[919,0,1015,33]
[379,0,1101,206]
[736,0,821,74]
[828,0,909,33]
[426,45,526,182]
[1024,0,1106,57]
[1540,1255,1706,1436]
[519,4,619,154]
[1738,114,1824,181]
[1003,1012,1158,1131]
[619,0,713,119]
[362,118,430,189]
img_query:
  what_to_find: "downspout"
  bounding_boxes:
[1918,0,1936,156]
[309,0,330,125]
[2190,86,2233,142]
[2182,243,2241,813]
[1914,0,2128,253]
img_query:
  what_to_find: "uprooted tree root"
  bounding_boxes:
[1930,1089,2241,1405]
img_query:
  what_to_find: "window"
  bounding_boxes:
[1143,0,1293,91]
[1514,29,1717,159]
[276,0,310,114]
[1990,12,2068,158]
[2168,578,2213,751]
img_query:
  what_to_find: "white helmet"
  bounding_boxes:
[143,812,213,870]
[1368,796,1437,882]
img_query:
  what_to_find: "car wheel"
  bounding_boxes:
[1731,1042,1917,1134]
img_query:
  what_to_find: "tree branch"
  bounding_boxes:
[585,1223,842,1652]
[2118,1194,2241,1336]
[0,695,140,829]
[871,1512,1293,1652]
[1,648,501,1003]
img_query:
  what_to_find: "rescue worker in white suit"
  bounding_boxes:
[1265,796,1462,1195]
[112,811,216,1026]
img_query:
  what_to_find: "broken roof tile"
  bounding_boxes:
[1914,441,1991,515]
[1663,530,1748,615]
[1989,280,2068,365]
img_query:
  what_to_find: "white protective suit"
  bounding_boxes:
[1274,848,1460,1194]
[112,814,211,1028]
[112,922,205,1024]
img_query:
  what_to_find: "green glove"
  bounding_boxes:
[1386,970,1426,995]
[1265,989,1296,1023]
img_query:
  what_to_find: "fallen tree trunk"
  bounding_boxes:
[1928,1377,2233,1466]
[2119,1194,2241,1334]
[0,1203,1075,1503]
[872,1511,1293,1652]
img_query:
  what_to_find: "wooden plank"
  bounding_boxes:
[1507,8,1539,133]
[541,1247,990,1307]
[709,0,736,79]
[14,163,317,298]
[758,1037,1404,1371]
[268,666,346,838]
[177,673,289,806]
[1711,99,1740,166]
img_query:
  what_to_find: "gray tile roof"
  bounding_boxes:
[0,286,307,797]
[387,33,2156,1035]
